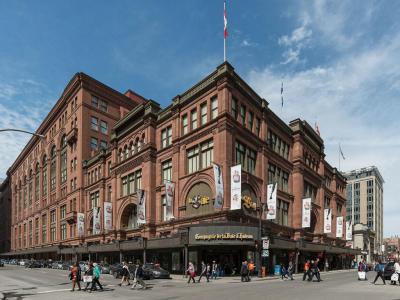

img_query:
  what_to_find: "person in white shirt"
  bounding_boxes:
[394,259,400,285]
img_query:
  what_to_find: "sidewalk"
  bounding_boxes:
[170,269,356,283]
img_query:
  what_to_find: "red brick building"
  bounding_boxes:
[5,62,355,273]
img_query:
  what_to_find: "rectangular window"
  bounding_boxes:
[235,141,246,167]
[90,191,99,208]
[200,103,207,125]
[128,173,135,194]
[100,140,108,149]
[191,109,198,130]
[247,148,256,174]
[161,126,172,148]
[201,140,213,169]
[304,181,317,202]
[187,146,200,174]
[100,120,108,134]
[90,137,98,151]
[255,118,260,137]
[91,95,98,108]
[91,116,98,131]
[122,176,128,197]
[35,218,39,245]
[99,100,108,112]
[182,114,188,135]
[60,223,67,240]
[50,210,56,242]
[42,214,47,243]
[240,105,246,126]
[232,98,238,120]
[162,159,172,183]
[324,196,331,208]
[211,96,218,119]
[29,220,32,246]
[248,112,254,131]
[161,195,167,222]
[60,205,66,219]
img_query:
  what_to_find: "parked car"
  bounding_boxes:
[26,261,42,268]
[384,262,395,280]
[19,259,28,266]
[109,262,121,276]
[143,263,170,279]
[0,260,4,267]
[101,264,110,274]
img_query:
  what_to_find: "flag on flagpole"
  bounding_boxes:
[339,144,346,160]
[281,81,284,108]
[315,122,320,136]
[224,0,228,39]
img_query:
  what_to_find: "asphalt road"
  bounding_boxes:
[0,265,399,300]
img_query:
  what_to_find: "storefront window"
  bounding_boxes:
[172,251,181,272]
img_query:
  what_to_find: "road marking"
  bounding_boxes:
[37,288,71,294]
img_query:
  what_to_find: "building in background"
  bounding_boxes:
[0,177,11,254]
[344,166,384,258]
[384,236,400,261]
[353,223,375,263]
[4,62,357,273]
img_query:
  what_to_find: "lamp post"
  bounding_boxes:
[257,197,266,277]
[0,128,45,138]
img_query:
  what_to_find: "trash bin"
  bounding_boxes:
[274,265,281,276]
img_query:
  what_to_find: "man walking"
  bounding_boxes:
[287,261,294,280]
[303,260,311,281]
[198,261,207,283]
[241,260,249,282]
[132,262,147,289]
[211,261,218,280]
[91,262,104,292]
[372,260,386,285]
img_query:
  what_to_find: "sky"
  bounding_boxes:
[0,0,399,237]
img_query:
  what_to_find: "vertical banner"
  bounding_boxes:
[165,181,175,220]
[346,221,352,241]
[93,207,101,235]
[324,209,332,233]
[137,189,146,225]
[302,198,311,228]
[103,202,112,230]
[336,216,343,238]
[266,183,277,220]
[77,213,85,237]
[230,165,241,210]
[213,163,224,209]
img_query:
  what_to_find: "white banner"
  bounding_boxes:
[324,208,332,233]
[137,189,146,225]
[230,165,241,210]
[336,216,343,238]
[213,163,224,209]
[266,183,277,220]
[93,207,101,235]
[302,198,311,228]
[104,202,112,230]
[77,213,85,237]
[346,221,352,241]
[165,181,175,220]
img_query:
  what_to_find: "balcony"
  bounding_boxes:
[66,211,77,225]
[66,128,78,145]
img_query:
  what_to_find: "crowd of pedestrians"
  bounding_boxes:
[69,261,103,292]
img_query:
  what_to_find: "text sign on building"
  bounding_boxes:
[266,183,277,220]
[189,225,258,245]
[230,165,241,210]
[103,202,112,230]
[324,208,332,234]
[77,213,85,237]
[302,198,311,228]
[262,237,270,250]
[137,189,146,225]
[336,216,343,238]
[93,207,101,235]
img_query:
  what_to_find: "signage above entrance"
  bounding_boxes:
[189,225,258,245]
[187,195,210,209]
[194,232,254,241]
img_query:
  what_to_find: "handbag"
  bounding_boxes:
[358,271,366,280]
[391,273,399,282]
[83,275,93,283]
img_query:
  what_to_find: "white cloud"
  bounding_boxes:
[248,6,400,236]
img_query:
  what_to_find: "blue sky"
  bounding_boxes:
[1,0,399,236]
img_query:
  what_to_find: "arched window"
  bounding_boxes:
[42,155,48,196]
[28,169,33,206]
[60,135,67,184]
[119,149,123,162]
[141,133,146,145]
[50,146,57,191]
[130,142,134,156]
[23,175,27,208]
[35,163,40,202]
[136,137,141,152]
[124,145,129,160]
[18,180,22,210]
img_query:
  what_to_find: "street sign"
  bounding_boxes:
[262,237,270,249]
[262,250,269,257]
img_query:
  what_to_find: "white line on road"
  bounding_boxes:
[37,288,71,294]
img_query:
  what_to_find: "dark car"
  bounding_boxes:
[109,262,121,276]
[26,261,42,268]
[384,262,395,280]
[143,263,170,279]
[0,260,4,267]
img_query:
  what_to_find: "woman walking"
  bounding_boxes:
[83,263,94,291]
[70,262,82,291]
[118,262,131,287]
[91,262,104,291]
[187,262,196,283]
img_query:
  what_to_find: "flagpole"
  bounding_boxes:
[338,144,341,171]
[223,0,227,62]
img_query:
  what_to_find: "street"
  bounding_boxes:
[0,266,398,300]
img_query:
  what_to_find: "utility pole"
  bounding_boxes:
[0,128,45,138]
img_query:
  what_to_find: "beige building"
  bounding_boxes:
[344,166,384,257]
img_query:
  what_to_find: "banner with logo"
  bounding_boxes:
[137,189,146,225]
[230,165,241,210]
[324,208,332,233]
[266,183,277,220]
[346,221,352,241]
[302,198,311,228]
[165,181,175,220]
[77,213,85,237]
[336,216,343,238]
[93,207,101,235]
[213,163,224,209]
[103,202,112,230]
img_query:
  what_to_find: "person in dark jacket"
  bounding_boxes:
[303,260,311,281]
[280,263,288,280]
[241,261,249,282]
[310,259,321,282]
[132,262,146,289]
[90,263,104,292]
[372,260,386,285]
[198,261,207,282]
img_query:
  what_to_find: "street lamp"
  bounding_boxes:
[0,128,45,138]
[257,197,267,277]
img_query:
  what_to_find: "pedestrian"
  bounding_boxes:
[393,259,400,285]
[212,261,218,280]
[372,260,386,285]
[303,260,311,281]
[83,263,94,291]
[90,262,104,292]
[132,262,146,289]
[288,261,294,280]
[205,263,211,282]
[198,261,207,282]
[310,259,321,282]
[280,263,288,280]
[248,261,255,278]
[187,262,196,283]
[70,262,82,291]
[118,261,131,287]
[240,260,249,282]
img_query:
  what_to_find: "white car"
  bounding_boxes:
[19,260,27,266]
